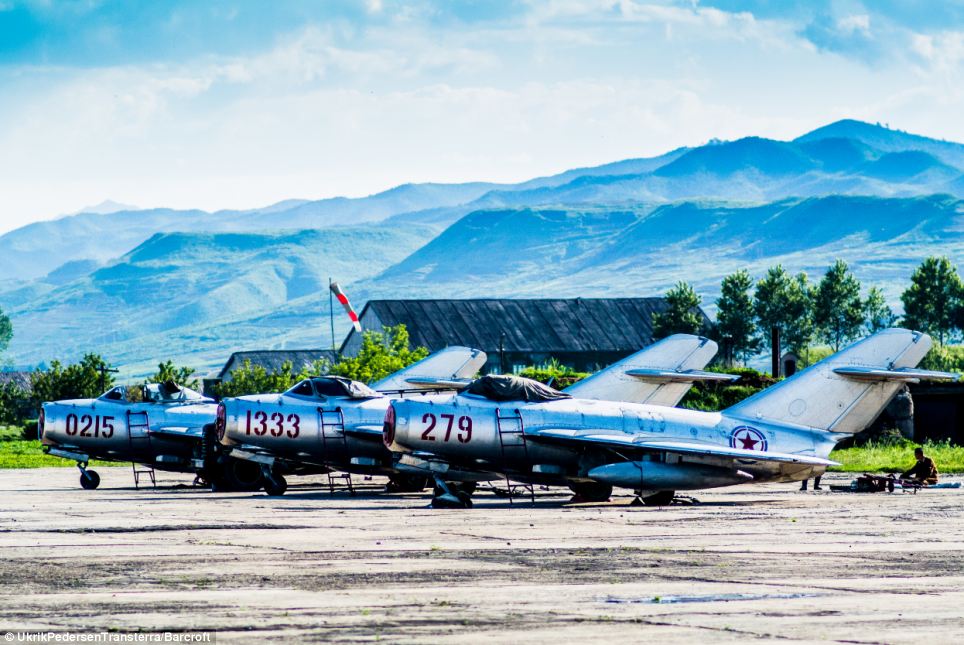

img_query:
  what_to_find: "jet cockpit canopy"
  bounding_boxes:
[285,376,384,400]
[100,381,211,404]
[461,374,572,402]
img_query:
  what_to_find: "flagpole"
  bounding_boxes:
[328,277,336,355]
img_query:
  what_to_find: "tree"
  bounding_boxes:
[901,256,964,344]
[213,359,322,399]
[0,306,11,355]
[715,269,760,363]
[754,266,814,355]
[30,354,115,406]
[863,287,895,334]
[148,360,200,391]
[651,282,704,340]
[329,324,429,384]
[813,260,864,351]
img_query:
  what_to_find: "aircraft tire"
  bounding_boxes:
[386,475,429,493]
[433,481,476,497]
[568,481,613,502]
[80,470,100,490]
[218,458,264,492]
[263,474,287,497]
[430,493,473,509]
[642,490,675,506]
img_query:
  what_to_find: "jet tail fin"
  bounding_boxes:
[372,346,487,391]
[726,328,958,435]
[564,334,733,405]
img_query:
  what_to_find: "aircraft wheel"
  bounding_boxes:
[80,470,100,490]
[568,481,613,502]
[218,459,264,492]
[263,474,287,497]
[642,490,675,506]
[386,475,428,493]
[431,493,473,509]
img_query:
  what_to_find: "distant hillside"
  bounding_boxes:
[2,119,962,285]
[2,225,437,376]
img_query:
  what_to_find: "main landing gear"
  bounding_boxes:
[261,466,288,497]
[631,490,676,506]
[385,474,429,494]
[78,462,100,490]
[430,478,474,509]
[568,481,613,503]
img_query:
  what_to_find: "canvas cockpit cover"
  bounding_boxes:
[290,376,383,400]
[462,375,572,402]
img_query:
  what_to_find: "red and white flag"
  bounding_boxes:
[330,281,362,332]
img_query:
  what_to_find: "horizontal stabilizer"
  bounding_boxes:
[404,376,474,388]
[833,366,960,382]
[564,334,721,405]
[624,368,739,383]
[529,429,838,466]
[373,346,487,391]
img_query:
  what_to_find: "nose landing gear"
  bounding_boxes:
[430,477,474,509]
[78,462,101,490]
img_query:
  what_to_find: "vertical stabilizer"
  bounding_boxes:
[565,334,732,405]
[372,346,487,391]
[726,329,954,434]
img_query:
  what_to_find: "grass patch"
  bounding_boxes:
[830,440,964,473]
[0,427,114,468]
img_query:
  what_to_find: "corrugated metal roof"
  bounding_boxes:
[218,350,337,379]
[0,371,32,392]
[345,298,705,353]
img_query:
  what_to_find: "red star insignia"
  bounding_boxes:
[739,434,759,450]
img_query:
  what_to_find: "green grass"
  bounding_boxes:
[0,426,113,468]
[829,440,964,473]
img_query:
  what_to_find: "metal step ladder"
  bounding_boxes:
[495,408,534,504]
[126,411,156,488]
[318,407,355,496]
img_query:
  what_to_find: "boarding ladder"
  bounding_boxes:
[126,410,156,488]
[318,407,355,495]
[495,408,535,504]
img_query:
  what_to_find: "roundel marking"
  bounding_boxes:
[730,425,767,451]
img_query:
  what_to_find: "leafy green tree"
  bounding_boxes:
[863,287,895,334]
[783,272,815,354]
[148,360,200,391]
[213,359,322,398]
[651,281,705,339]
[518,358,589,389]
[0,306,11,355]
[715,269,760,363]
[901,256,964,345]
[813,260,864,351]
[0,380,32,425]
[754,265,814,354]
[30,354,115,405]
[329,324,429,384]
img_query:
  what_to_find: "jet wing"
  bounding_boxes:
[528,429,838,466]
[148,426,205,440]
[344,425,384,439]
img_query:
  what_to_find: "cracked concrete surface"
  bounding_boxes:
[1,468,962,643]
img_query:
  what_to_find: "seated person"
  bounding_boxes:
[901,447,939,485]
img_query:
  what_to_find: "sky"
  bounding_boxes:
[0,0,962,233]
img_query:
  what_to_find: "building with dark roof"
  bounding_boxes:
[0,371,33,392]
[203,350,337,396]
[339,298,709,373]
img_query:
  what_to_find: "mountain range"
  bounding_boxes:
[1,119,962,377]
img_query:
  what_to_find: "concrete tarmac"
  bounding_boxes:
[1,467,963,643]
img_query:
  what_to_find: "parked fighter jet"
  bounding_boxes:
[220,334,729,497]
[39,381,258,490]
[384,329,959,508]
[218,346,489,495]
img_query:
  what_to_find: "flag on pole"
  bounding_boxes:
[330,281,362,332]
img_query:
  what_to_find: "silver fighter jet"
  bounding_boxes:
[384,329,958,508]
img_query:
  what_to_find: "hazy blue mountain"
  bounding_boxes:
[5,119,961,285]
[796,119,964,168]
